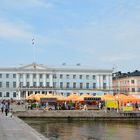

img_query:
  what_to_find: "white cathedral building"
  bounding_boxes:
[0,63,113,100]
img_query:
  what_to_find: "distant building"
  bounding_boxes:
[113,70,140,97]
[0,63,112,100]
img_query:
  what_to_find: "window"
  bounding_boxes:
[33,82,36,87]
[13,82,16,88]
[103,75,106,80]
[39,74,42,79]
[138,88,140,92]
[93,75,96,79]
[0,74,2,78]
[86,83,89,89]
[6,74,9,78]
[86,75,89,80]
[73,82,76,88]
[13,92,16,97]
[46,82,50,87]
[26,82,30,87]
[46,74,49,79]
[6,92,9,97]
[6,82,9,88]
[33,74,36,78]
[26,74,29,79]
[0,82,2,88]
[132,88,135,92]
[13,74,16,78]
[0,92,2,97]
[73,75,76,79]
[40,82,43,87]
[60,74,63,79]
[60,82,63,88]
[53,82,56,88]
[66,82,70,88]
[93,83,96,89]
[19,82,23,87]
[131,80,135,84]
[79,75,82,79]
[80,83,83,89]
[53,74,57,79]
[103,83,106,89]
[66,75,70,79]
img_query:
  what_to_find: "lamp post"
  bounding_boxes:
[116,95,119,113]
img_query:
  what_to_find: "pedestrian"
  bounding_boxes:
[5,102,9,116]
[0,102,4,114]
[98,102,102,110]
[135,102,139,111]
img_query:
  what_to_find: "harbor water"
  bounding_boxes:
[23,119,140,140]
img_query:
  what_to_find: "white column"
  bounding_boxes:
[43,74,46,87]
[106,75,109,90]
[18,91,21,100]
[16,73,20,88]
[100,75,103,89]
[96,75,100,89]
[36,74,39,87]
[50,73,53,87]
[23,73,26,86]
[26,91,28,97]
[30,74,33,86]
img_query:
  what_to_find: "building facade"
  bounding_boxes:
[113,70,140,97]
[0,63,112,100]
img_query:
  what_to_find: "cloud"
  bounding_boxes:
[0,18,32,40]
[0,0,54,11]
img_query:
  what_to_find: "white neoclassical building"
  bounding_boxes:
[0,63,113,100]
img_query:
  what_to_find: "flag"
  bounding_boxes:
[32,38,35,45]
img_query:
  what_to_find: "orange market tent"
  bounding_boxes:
[76,93,93,102]
[44,94,55,98]
[66,93,79,101]
[115,94,140,103]
[101,94,116,101]
[26,93,36,100]
[55,95,66,102]
[34,93,46,101]
[127,95,140,103]
[115,94,128,103]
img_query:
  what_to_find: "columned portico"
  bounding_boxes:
[0,63,113,100]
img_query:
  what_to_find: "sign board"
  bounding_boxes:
[40,98,57,103]
[84,97,101,102]
[122,106,133,111]
[106,100,117,108]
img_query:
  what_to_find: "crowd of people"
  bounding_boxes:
[0,100,11,116]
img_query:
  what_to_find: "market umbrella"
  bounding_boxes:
[66,93,79,101]
[34,93,46,101]
[54,95,66,102]
[76,93,93,102]
[101,94,115,101]
[26,93,35,100]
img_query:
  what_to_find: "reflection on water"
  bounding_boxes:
[23,118,140,140]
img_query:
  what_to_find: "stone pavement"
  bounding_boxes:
[0,113,47,140]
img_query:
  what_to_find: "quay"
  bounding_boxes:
[0,114,47,140]
[13,110,140,121]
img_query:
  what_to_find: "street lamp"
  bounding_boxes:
[116,95,119,113]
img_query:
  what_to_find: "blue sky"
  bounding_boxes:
[0,0,140,72]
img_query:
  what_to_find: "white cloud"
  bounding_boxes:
[0,0,54,10]
[0,18,32,40]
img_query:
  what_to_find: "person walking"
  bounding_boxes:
[5,102,9,116]
[0,102,4,114]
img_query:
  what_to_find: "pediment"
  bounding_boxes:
[18,63,47,70]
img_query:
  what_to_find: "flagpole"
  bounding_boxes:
[32,38,36,64]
